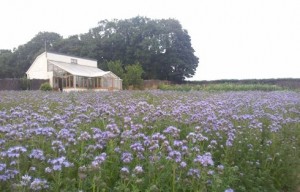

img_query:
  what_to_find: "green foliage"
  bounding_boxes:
[107,60,125,79]
[106,60,144,89]
[20,76,31,90]
[159,83,284,91]
[0,49,13,78]
[91,17,198,82]
[39,82,52,91]
[124,63,144,89]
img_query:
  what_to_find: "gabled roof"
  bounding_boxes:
[49,60,111,77]
[46,51,97,62]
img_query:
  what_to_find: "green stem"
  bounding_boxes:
[92,176,96,192]
[172,164,176,192]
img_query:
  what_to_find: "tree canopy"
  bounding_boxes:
[0,16,199,82]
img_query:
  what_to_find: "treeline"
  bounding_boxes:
[0,16,198,82]
[186,78,300,89]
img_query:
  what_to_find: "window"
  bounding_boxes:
[95,77,101,88]
[71,58,77,64]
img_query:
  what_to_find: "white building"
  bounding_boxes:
[26,52,122,91]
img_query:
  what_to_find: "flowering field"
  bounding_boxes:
[0,90,299,191]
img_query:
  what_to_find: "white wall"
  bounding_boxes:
[26,52,49,79]
[48,72,53,87]
[47,52,97,67]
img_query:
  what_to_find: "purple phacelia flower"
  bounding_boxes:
[149,143,159,151]
[78,131,91,141]
[91,153,107,167]
[114,147,121,153]
[163,126,180,138]
[20,174,32,186]
[106,123,120,134]
[167,150,182,163]
[29,149,45,160]
[0,139,6,145]
[187,168,200,178]
[48,156,73,171]
[173,140,183,147]
[53,164,62,171]
[30,178,49,191]
[217,164,224,171]
[180,161,187,168]
[120,167,130,174]
[194,152,214,166]
[151,132,166,141]
[133,165,143,174]
[58,128,76,140]
[8,146,27,153]
[137,152,145,160]
[226,139,233,147]
[51,140,66,153]
[130,142,145,152]
[208,170,215,175]
[4,169,19,179]
[0,163,6,172]
[124,117,131,124]
[45,167,52,173]
[121,152,133,163]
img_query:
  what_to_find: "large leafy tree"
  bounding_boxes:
[88,16,199,82]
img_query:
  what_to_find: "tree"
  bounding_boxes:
[107,60,125,79]
[0,50,13,78]
[91,17,199,82]
[124,63,144,89]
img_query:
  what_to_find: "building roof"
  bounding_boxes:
[46,51,97,61]
[49,60,111,77]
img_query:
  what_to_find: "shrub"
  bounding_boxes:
[20,76,30,90]
[124,63,144,89]
[39,82,52,91]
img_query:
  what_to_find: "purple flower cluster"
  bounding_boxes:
[47,156,73,171]
[29,149,45,160]
[91,153,107,168]
[194,152,214,167]
[121,152,133,163]
[30,178,49,191]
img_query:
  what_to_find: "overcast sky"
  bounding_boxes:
[1,0,299,80]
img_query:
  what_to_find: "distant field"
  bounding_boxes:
[158,78,300,91]
[0,90,299,191]
[187,78,300,90]
[158,83,285,91]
